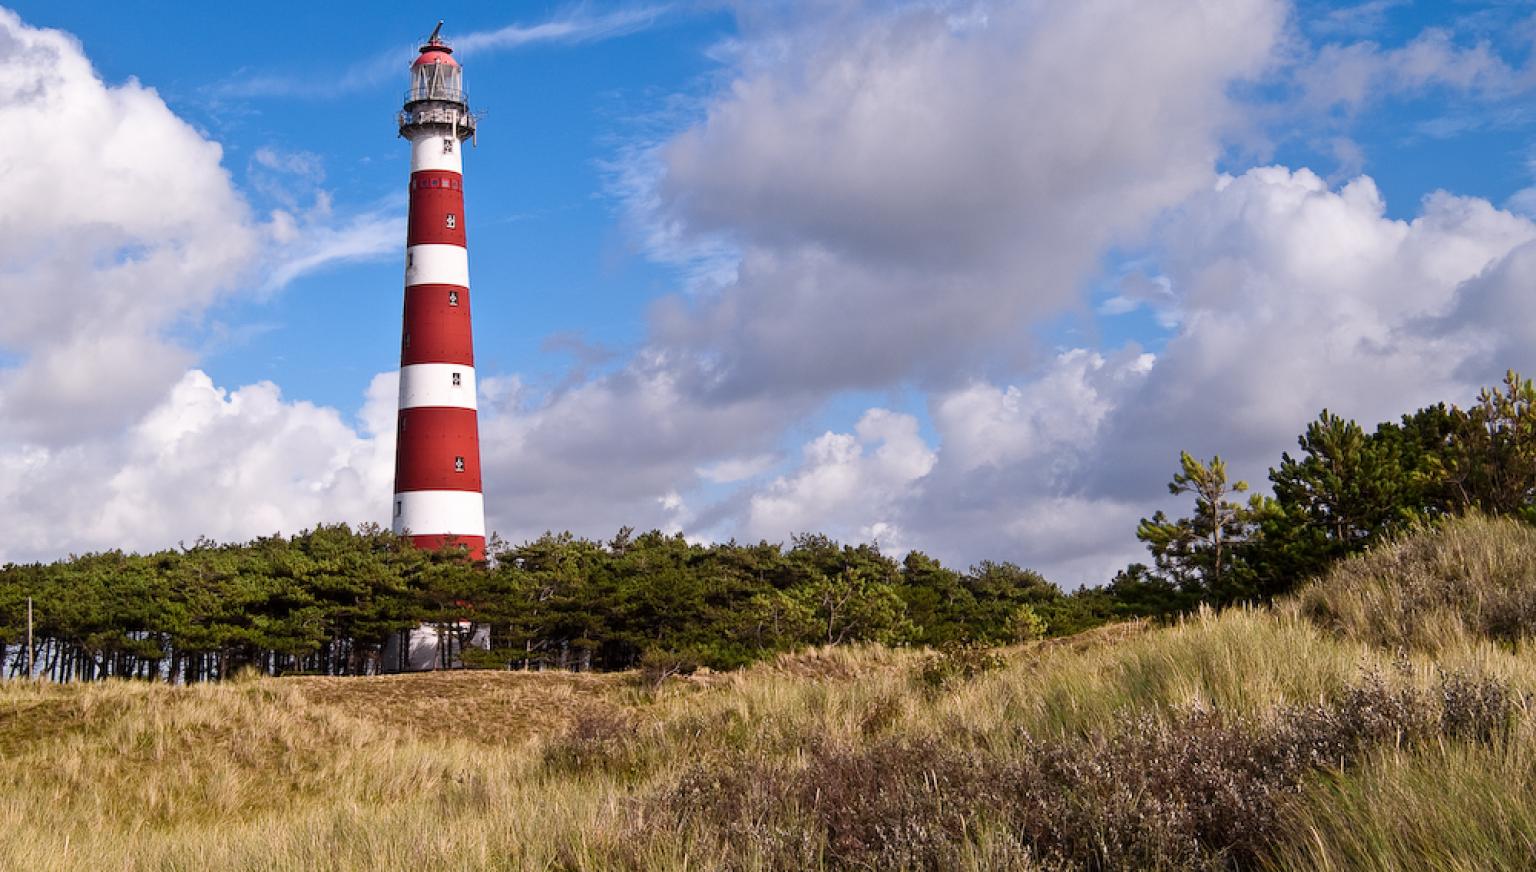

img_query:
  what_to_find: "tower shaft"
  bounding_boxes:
[392,32,485,561]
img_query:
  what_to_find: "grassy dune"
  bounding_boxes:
[5,516,1536,870]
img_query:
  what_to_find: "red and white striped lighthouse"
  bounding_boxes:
[392,23,485,561]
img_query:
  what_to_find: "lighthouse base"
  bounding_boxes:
[383,622,490,672]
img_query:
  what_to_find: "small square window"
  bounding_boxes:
[445,213,457,229]
[431,178,440,188]
[448,290,459,307]
[452,372,462,387]
[454,456,465,473]
[443,138,454,154]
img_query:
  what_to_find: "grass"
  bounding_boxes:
[1297,512,1536,653]
[5,515,1536,869]
[1265,741,1536,872]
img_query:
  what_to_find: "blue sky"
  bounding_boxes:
[24,3,733,410]
[7,1,1536,584]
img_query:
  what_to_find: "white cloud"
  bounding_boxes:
[455,6,673,55]
[878,167,1536,584]
[1297,27,1521,113]
[637,0,1288,398]
[745,409,935,548]
[0,370,395,562]
[935,350,1153,474]
[215,6,675,100]
[263,208,402,293]
[0,9,259,442]
[890,349,1156,581]
[1092,166,1536,498]
[0,11,399,445]
[475,356,808,544]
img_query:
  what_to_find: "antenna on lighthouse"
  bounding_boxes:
[427,20,444,45]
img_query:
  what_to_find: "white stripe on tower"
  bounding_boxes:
[392,26,485,561]
[411,132,463,173]
[404,245,469,287]
[393,491,486,536]
[398,363,477,409]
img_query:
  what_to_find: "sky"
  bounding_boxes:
[5,0,1536,585]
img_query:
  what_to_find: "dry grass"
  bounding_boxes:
[291,668,632,745]
[6,516,1536,869]
[1265,739,1536,872]
[1297,513,1536,653]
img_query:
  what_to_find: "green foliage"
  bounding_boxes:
[1136,452,1267,604]
[1008,604,1047,642]
[21,369,1536,684]
[0,524,1083,681]
[1130,370,1536,612]
[915,642,1006,690]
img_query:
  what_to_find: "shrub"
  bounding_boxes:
[540,704,640,776]
[637,648,702,690]
[1010,605,1049,642]
[641,670,1522,871]
[1298,514,1536,651]
[916,643,1006,691]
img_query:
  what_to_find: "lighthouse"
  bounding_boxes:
[392,22,485,563]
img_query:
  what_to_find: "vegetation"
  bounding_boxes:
[0,527,1092,681]
[11,372,1536,864]
[1108,370,1536,614]
[8,371,1536,684]
[4,514,1536,869]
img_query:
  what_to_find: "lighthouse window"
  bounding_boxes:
[431,178,441,188]
[445,213,457,229]
[447,290,459,307]
[452,372,462,387]
[406,252,414,268]
[395,500,402,518]
[454,456,465,473]
[403,332,411,349]
[443,138,455,154]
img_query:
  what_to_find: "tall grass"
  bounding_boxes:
[4,515,1536,869]
[1266,739,1536,872]
[1298,513,1536,653]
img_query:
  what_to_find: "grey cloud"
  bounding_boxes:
[639,0,1288,400]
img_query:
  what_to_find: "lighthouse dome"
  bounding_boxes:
[413,49,458,68]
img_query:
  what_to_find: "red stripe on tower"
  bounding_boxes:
[392,23,485,561]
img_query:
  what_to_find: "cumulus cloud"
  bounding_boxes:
[745,409,936,552]
[641,0,1288,398]
[474,356,808,544]
[0,11,404,444]
[0,370,395,562]
[1092,166,1536,498]
[874,167,1536,583]
[895,349,1157,580]
[0,9,259,442]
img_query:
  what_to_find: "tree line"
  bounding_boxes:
[0,524,1094,681]
[1118,370,1536,613]
[6,370,1536,682]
